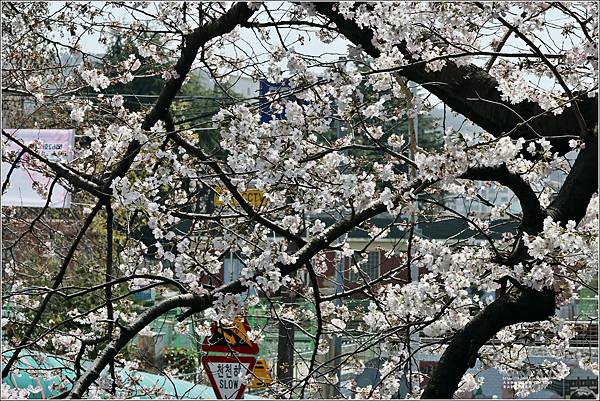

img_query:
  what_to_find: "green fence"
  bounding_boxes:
[579,277,598,319]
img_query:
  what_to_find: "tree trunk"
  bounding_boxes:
[421,288,555,398]
[422,136,597,398]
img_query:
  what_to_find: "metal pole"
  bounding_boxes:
[398,78,421,392]
[229,251,234,282]
[333,241,345,396]
[410,81,419,166]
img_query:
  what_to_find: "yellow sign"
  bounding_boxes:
[202,316,259,354]
[214,186,267,208]
[215,318,255,350]
[248,358,273,390]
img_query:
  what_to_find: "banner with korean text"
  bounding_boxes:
[2,129,75,208]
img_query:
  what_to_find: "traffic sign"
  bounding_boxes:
[202,355,256,399]
[248,358,273,390]
[259,79,291,123]
[202,316,259,355]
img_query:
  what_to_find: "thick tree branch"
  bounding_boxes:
[483,3,589,136]
[461,164,543,232]
[312,3,598,155]
[68,293,204,398]
[547,135,598,225]
[308,5,598,398]
[422,134,598,398]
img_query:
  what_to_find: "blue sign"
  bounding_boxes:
[258,79,291,123]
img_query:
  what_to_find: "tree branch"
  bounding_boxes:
[68,293,204,398]
[68,179,432,397]
[104,2,256,185]
[2,201,104,378]
[422,134,598,398]
[170,131,306,245]
[2,130,104,197]
[547,135,598,225]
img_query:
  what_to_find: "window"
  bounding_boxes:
[223,252,243,284]
[297,268,310,287]
[348,251,380,282]
[224,253,257,295]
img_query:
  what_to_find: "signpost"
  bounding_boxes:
[202,316,260,399]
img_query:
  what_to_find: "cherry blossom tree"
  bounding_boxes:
[2,2,597,399]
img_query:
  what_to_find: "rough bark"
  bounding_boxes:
[547,136,599,225]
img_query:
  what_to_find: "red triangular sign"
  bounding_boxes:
[202,355,256,399]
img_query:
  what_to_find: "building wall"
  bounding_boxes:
[195,69,259,99]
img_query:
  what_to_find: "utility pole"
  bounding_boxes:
[331,117,345,396]
[403,79,421,394]
[332,234,346,397]
[276,283,296,389]
[410,81,421,394]
[323,73,347,396]
[276,238,297,390]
